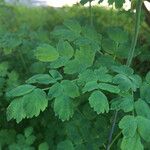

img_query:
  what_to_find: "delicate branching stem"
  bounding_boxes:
[108,131,122,150]
[126,0,142,67]
[106,111,118,150]
[106,0,142,149]
[42,87,50,91]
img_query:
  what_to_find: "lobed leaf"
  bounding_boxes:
[35,44,59,62]
[6,84,35,98]
[111,96,134,112]
[135,99,150,119]
[121,133,143,150]
[89,90,109,114]
[119,115,137,138]
[54,95,74,121]
[98,83,120,93]
[26,74,55,85]
[7,88,48,123]
[136,116,150,142]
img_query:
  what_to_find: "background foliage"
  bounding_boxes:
[0,0,150,149]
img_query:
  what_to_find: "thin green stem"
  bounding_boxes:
[42,87,50,91]
[126,0,142,66]
[107,131,122,150]
[106,110,118,150]
[106,0,142,149]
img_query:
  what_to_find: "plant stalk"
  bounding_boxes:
[126,0,143,66]
[106,0,142,149]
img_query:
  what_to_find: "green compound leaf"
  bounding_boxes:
[108,0,126,9]
[78,69,97,85]
[26,74,55,85]
[50,57,69,69]
[107,27,128,43]
[111,95,134,112]
[98,83,120,93]
[24,127,33,138]
[7,88,48,123]
[38,142,49,150]
[145,71,150,83]
[22,89,48,118]
[80,0,92,5]
[57,40,74,59]
[57,140,74,150]
[119,115,137,138]
[94,67,113,82]
[121,133,144,150]
[48,80,79,121]
[61,80,80,98]
[82,81,99,93]
[140,82,150,103]
[63,59,83,74]
[64,47,95,74]
[78,67,112,86]
[136,116,150,142]
[128,74,142,90]
[115,0,125,8]
[102,38,117,54]
[7,97,26,123]
[63,19,82,34]
[0,129,16,146]
[35,44,59,62]
[6,84,36,98]
[135,99,150,119]
[113,74,132,91]
[54,95,74,121]
[113,72,141,92]
[89,90,109,114]
[49,70,63,81]
[29,62,46,74]
[51,26,80,42]
[95,55,120,69]
[0,61,9,77]
[48,82,63,99]
[111,65,134,76]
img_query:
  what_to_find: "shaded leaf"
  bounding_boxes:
[57,140,74,150]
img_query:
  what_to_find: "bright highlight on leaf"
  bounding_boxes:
[7,87,48,123]
[35,44,59,62]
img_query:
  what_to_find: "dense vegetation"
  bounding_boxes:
[1,0,150,149]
